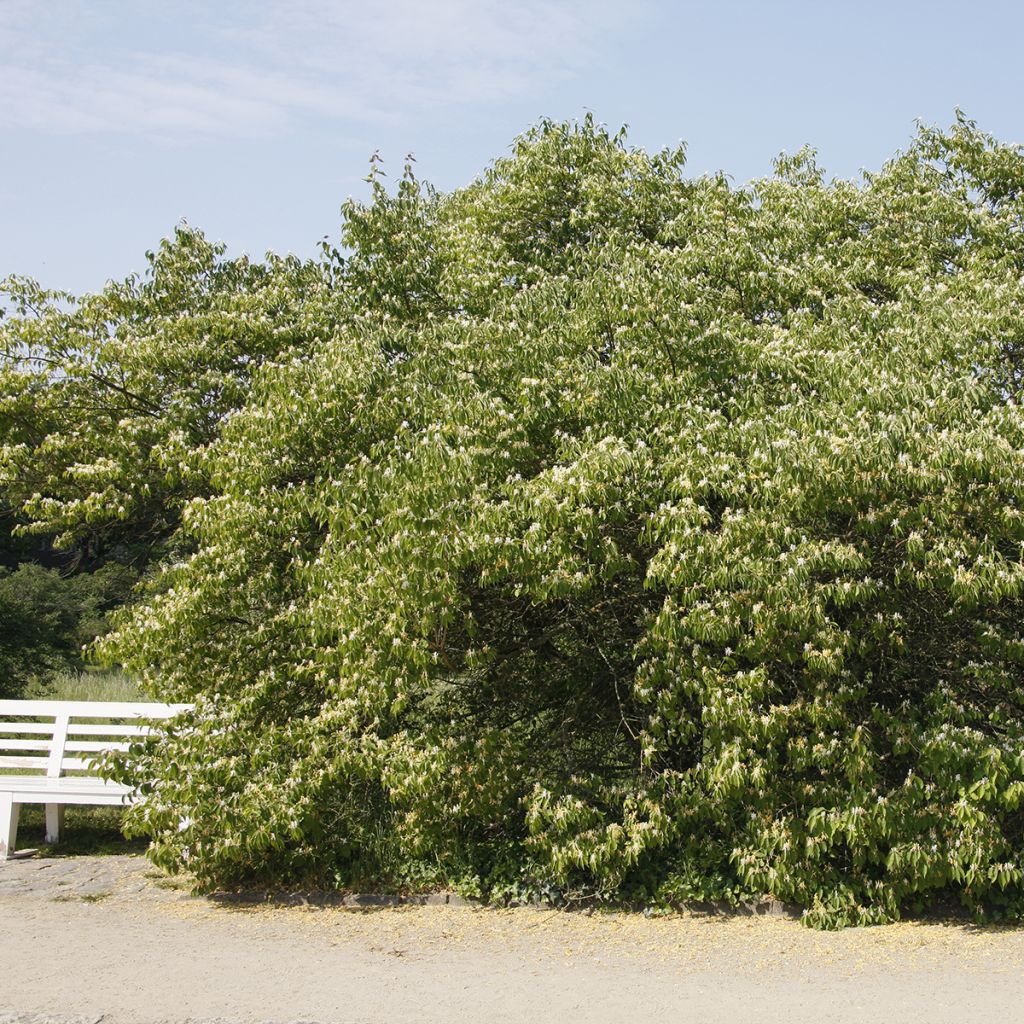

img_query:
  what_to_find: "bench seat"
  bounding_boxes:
[0,774,133,804]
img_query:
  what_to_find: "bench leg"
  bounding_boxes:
[0,792,19,860]
[44,804,65,845]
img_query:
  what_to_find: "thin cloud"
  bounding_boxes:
[0,0,639,140]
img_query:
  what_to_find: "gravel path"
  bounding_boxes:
[2,854,1024,1023]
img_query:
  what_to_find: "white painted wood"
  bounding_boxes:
[67,724,149,737]
[0,756,98,772]
[44,804,65,844]
[0,756,49,770]
[0,699,190,717]
[45,713,70,778]
[0,791,19,861]
[0,698,193,858]
[64,741,131,753]
[1,775,132,801]
[50,757,99,771]
[0,739,52,751]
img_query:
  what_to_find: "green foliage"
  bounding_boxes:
[46,113,1024,925]
[0,225,331,562]
[0,225,330,698]
[0,562,136,697]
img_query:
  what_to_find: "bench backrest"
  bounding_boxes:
[0,699,192,777]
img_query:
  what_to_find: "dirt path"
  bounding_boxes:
[2,854,1023,1023]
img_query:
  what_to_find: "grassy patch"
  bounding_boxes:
[15,804,147,857]
[52,890,115,903]
[23,667,142,702]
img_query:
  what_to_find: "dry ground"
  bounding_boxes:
[2,854,1023,1023]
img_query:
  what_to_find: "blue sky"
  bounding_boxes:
[2,0,1022,295]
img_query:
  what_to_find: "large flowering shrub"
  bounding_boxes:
[87,116,1024,925]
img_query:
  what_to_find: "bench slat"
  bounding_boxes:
[67,724,150,737]
[0,723,151,738]
[2,756,119,770]
[0,755,49,770]
[1,778,128,793]
[0,739,51,751]
[1,723,150,735]
[46,713,69,778]
[0,775,133,806]
[64,740,130,753]
[2,738,136,754]
[0,699,189,718]
[0,722,56,735]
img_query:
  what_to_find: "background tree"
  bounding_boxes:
[0,225,332,694]
[0,225,332,562]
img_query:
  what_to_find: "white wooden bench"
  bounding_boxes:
[0,698,192,859]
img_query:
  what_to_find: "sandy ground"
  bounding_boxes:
[2,855,1024,1023]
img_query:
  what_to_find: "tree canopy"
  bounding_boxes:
[8,114,1024,927]
[0,227,330,563]
[0,226,332,694]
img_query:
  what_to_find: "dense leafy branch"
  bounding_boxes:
[9,114,1024,928]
